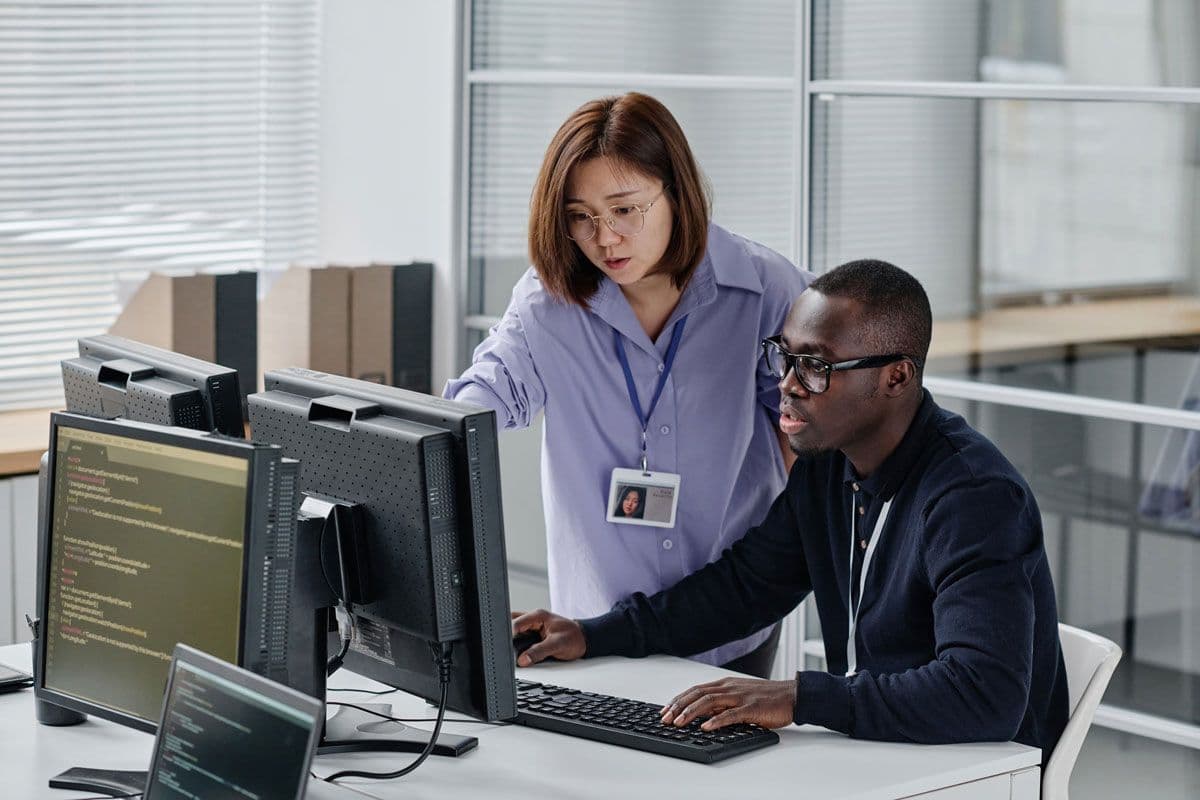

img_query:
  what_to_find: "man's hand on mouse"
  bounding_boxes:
[511,609,587,666]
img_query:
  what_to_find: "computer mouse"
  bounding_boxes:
[513,630,541,658]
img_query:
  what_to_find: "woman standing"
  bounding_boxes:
[445,93,809,677]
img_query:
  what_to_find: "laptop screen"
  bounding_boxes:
[145,648,322,800]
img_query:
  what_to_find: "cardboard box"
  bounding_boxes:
[349,262,433,392]
[109,271,257,401]
[258,265,352,389]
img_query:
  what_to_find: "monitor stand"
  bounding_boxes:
[319,703,477,757]
[49,767,147,797]
[290,506,479,759]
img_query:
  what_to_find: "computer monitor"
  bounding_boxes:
[34,412,299,735]
[251,368,516,725]
[144,644,324,800]
[62,334,245,437]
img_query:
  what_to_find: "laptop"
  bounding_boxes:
[145,644,327,800]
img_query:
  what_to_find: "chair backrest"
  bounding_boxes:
[1042,624,1121,800]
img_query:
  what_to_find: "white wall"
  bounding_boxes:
[318,4,552,606]
[319,1,460,389]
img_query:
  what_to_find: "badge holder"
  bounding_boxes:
[609,318,686,529]
[607,465,681,529]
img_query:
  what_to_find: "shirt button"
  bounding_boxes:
[852,482,860,492]
[662,539,673,550]
[660,425,671,435]
[657,363,665,373]
[859,539,867,550]
[858,506,865,516]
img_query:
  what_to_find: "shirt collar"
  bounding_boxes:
[842,390,938,500]
[706,223,764,294]
[586,228,721,356]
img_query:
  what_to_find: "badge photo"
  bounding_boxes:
[607,467,681,529]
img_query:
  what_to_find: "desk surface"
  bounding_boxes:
[0,643,1039,800]
[0,408,52,478]
[929,296,1200,359]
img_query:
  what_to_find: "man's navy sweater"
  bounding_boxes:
[580,391,1070,762]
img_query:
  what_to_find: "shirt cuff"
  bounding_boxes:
[578,609,636,659]
[794,670,853,735]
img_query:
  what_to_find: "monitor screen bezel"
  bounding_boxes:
[35,412,261,733]
[143,643,322,799]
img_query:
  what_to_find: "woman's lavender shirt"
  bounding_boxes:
[444,224,810,665]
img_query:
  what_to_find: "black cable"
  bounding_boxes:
[322,643,455,782]
[71,793,141,800]
[326,700,509,726]
[326,685,394,696]
[325,623,351,678]
[317,514,351,678]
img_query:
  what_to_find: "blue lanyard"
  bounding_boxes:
[614,316,687,472]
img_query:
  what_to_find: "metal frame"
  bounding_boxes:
[781,0,813,683]
[458,4,807,347]
[469,69,793,91]
[801,3,1200,750]
[808,80,1200,104]
[456,0,1200,751]
[455,0,475,370]
[925,377,1200,432]
[799,637,1200,750]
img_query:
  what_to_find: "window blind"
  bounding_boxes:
[0,0,320,411]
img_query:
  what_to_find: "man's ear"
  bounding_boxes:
[881,360,918,398]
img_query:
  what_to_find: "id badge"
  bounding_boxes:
[607,467,681,529]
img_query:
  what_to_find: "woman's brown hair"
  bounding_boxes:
[528,92,711,306]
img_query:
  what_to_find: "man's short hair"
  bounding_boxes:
[809,259,932,373]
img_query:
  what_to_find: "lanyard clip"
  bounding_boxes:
[640,430,649,475]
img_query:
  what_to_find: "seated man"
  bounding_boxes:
[513,259,1070,762]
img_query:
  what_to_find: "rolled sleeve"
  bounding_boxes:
[443,300,546,430]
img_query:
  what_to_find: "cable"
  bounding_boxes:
[322,642,455,783]
[325,616,351,678]
[320,508,357,678]
[326,700,509,726]
[326,686,395,696]
[71,793,141,800]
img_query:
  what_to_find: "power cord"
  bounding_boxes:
[326,686,395,696]
[323,642,455,783]
[325,602,354,677]
[318,513,356,678]
[326,701,509,726]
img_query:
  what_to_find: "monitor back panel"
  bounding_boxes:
[249,390,467,645]
[261,369,515,720]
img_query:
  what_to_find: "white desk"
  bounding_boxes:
[0,643,1041,799]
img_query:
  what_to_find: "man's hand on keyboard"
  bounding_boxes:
[511,609,587,667]
[660,677,796,731]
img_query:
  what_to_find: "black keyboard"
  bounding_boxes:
[514,679,779,764]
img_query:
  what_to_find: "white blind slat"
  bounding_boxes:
[0,0,320,411]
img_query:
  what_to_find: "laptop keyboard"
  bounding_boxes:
[513,679,779,764]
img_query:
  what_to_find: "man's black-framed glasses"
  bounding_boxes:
[760,336,916,395]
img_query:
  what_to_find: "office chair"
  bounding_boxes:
[1042,624,1122,800]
